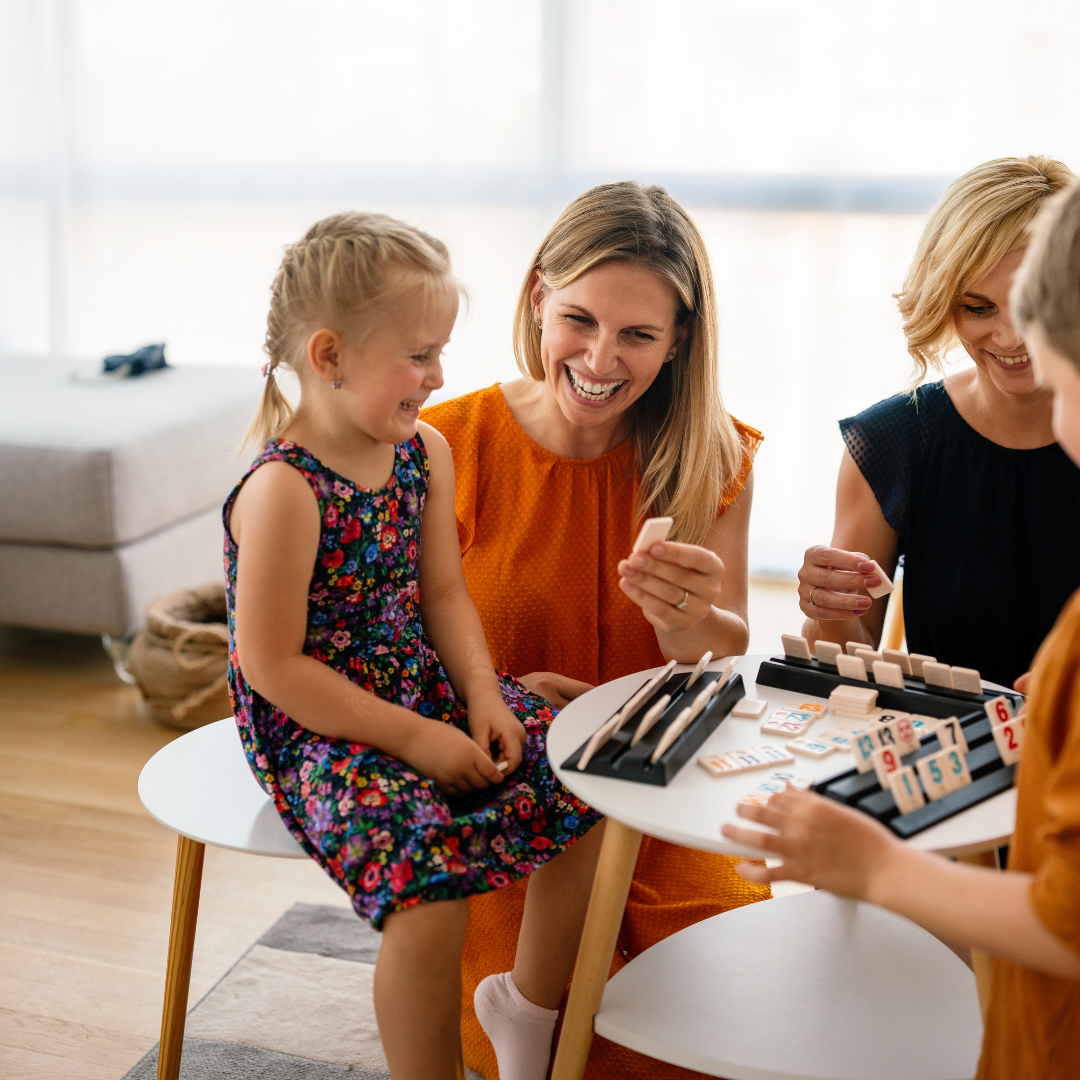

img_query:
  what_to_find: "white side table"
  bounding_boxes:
[139,719,304,1080]
[547,654,1007,1080]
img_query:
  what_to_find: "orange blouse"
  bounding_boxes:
[426,384,761,686]
[978,588,1080,1080]
[423,385,769,1080]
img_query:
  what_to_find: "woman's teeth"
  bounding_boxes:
[994,353,1029,366]
[567,368,624,400]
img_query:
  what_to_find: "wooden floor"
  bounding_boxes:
[0,626,350,1080]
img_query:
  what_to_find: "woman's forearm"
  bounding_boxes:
[657,605,749,664]
[870,845,1080,980]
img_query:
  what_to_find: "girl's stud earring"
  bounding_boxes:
[666,351,676,360]
[332,379,342,390]
[535,320,542,329]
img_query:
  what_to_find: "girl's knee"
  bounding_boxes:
[382,897,470,953]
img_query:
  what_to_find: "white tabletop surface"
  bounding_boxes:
[139,717,306,858]
[549,654,1016,860]
[596,889,982,1080]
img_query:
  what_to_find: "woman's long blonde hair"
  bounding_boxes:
[513,182,744,546]
[896,155,1074,381]
[245,211,456,448]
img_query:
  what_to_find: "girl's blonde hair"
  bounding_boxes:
[1012,181,1080,367]
[245,211,455,448]
[896,155,1074,381]
[514,182,744,546]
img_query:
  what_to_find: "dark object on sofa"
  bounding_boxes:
[103,342,169,377]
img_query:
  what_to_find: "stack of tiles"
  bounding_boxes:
[829,684,878,721]
[985,695,1026,765]
[697,745,795,777]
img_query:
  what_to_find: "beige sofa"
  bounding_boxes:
[0,357,259,637]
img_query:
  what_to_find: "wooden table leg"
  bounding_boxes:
[158,835,205,1080]
[959,850,998,1022]
[551,820,643,1080]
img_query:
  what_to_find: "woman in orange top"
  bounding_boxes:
[424,181,770,1080]
[723,181,1080,1080]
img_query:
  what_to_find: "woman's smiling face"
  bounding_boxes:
[532,260,687,432]
[954,246,1036,395]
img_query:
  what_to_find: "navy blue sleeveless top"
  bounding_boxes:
[840,381,1080,687]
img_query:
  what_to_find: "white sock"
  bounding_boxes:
[474,971,559,1080]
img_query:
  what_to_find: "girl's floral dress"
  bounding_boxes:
[223,437,599,928]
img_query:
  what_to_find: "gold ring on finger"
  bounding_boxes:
[808,586,820,607]
[675,589,690,610]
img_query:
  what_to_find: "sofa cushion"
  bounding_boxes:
[0,358,260,546]
[0,507,225,636]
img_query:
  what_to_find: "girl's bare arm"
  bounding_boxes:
[230,461,502,793]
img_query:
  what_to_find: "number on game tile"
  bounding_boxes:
[888,766,926,814]
[992,719,1025,765]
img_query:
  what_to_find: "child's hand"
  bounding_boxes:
[403,720,507,797]
[721,787,901,901]
[467,696,527,776]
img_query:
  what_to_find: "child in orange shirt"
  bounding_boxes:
[723,181,1080,1080]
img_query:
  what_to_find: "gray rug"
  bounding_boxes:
[125,902,482,1079]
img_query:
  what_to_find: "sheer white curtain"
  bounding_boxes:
[2,0,1078,571]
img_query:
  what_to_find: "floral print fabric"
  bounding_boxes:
[223,437,599,927]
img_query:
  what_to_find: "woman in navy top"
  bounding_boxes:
[798,156,1080,688]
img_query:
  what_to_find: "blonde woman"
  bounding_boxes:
[423,182,768,1080]
[799,156,1080,688]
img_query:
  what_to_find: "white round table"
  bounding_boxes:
[547,654,1004,1080]
[549,653,1015,860]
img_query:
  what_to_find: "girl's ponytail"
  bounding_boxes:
[243,365,294,450]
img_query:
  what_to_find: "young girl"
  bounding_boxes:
[724,183,1080,1079]
[224,212,604,1080]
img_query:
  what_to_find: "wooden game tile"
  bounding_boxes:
[854,649,884,668]
[739,790,773,807]
[815,641,842,666]
[935,717,968,754]
[845,640,867,655]
[937,746,972,792]
[697,753,742,776]
[785,700,828,715]
[893,716,919,754]
[991,718,1025,765]
[757,745,798,765]
[922,661,953,689]
[761,717,812,737]
[871,744,903,787]
[882,648,912,675]
[833,707,883,722]
[767,770,812,790]
[829,684,878,707]
[984,695,1015,726]
[781,633,813,660]
[916,753,952,801]
[908,714,938,736]
[872,660,905,688]
[851,730,881,773]
[907,653,937,678]
[836,654,868,681]
[787,736,836,758]
[865,560,894,600]
[950,666,982,694]
[816,730,852,749]
[888,766,926,814]
[731,697,768,719]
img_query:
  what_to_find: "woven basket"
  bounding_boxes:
[128,582,231,730]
